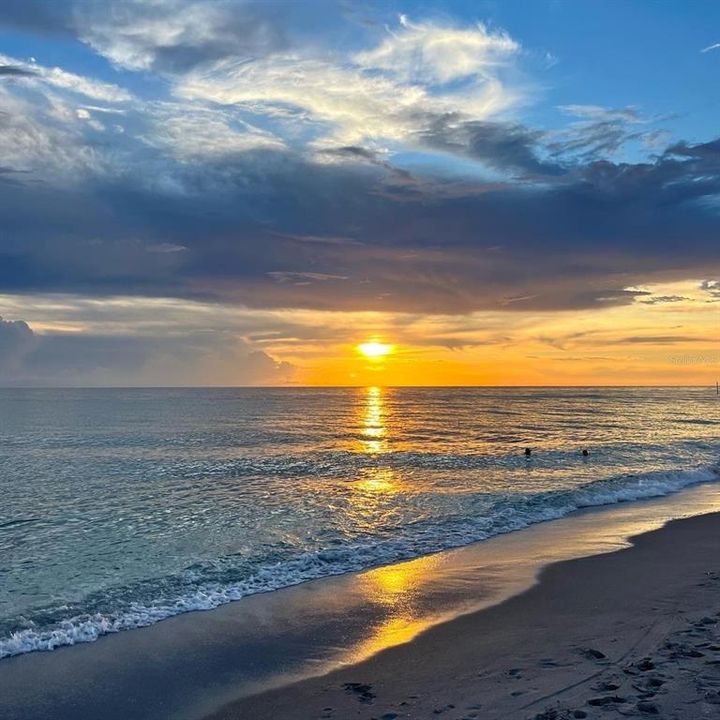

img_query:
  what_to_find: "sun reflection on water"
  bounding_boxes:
[359,386,387,455]
[345,553,445,663]
[347,385,404,526]
[355,467,397,493]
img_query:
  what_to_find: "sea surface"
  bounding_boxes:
[0,386,718,659]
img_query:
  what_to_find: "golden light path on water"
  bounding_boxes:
[359,386,387,456]
[348,386,402,532]
[348,385,438,658]
[333,386,720,667]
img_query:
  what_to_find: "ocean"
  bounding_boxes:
[1,386,718,660]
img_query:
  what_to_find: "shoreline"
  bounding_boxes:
[214,506,720,720]
[2,482,720,719]
[3,464,717,663]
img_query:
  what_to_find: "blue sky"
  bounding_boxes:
[0,1,718,385]
[2,1,718,141]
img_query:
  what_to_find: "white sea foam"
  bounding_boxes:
[1,464,717,661]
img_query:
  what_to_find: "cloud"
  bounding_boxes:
[549,105,665,160]
[268,271,350,284]
[700,280,720,299]
[0,6,717,321]
[701,43,720,53]
[353,15,519,85]
[0,12,528,169]
[0,126,719,314]
[75,0,287,73]
[417,116,560,176]
[0,316,295,386]
[611,335,708,345]
[177,16,524,148]
[0,317,37,375]
[0,64,38,77]
[0,1,287,74]
[639,295,689,304]
[140,104,285,159]
[665,137,720,160]
[0,84,110,178]
[0,52,131,102]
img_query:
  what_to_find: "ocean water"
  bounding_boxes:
[0,386,718,660]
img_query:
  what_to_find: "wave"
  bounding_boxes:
[1,464,717,661]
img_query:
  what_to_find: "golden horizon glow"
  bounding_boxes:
[289,279,720,386]
[357,340,393,359]
[7,278,716,387]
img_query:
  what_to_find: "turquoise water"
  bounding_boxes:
[0,387,718,658]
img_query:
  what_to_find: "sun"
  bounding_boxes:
[357,340,393,359]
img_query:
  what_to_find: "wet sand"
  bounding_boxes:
[211,511,720,720]
[2,484,720,720]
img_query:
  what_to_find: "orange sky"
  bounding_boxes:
[280,280,719,386]
[3,278,717,386]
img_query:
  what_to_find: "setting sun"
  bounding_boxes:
[357,341,393,359]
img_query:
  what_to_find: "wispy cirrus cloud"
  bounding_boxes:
[354,14,519,85]
[549,105,668,160]
[0,52,131,102]
[177,15,525,149]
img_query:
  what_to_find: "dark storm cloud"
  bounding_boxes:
[0,43,719,320]
[1,128,719,313]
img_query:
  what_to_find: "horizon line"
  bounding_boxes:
[0,384,715,390]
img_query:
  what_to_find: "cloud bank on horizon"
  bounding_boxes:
[0,0,718,385]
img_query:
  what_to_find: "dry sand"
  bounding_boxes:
[210,512,720,720]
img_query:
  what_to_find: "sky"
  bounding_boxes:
[0,0,718,386]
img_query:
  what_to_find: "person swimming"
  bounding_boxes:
[582,449,589,456]
[524,447,532,457]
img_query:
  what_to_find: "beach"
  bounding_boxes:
[217,508,720,720]
[2,482,720,720]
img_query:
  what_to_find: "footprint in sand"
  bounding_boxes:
[579,647,607,661]
[587,695,627,707]
[592,680,621,691]
[342,682,376,704]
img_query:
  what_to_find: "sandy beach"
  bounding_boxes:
[213,510,720,720]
